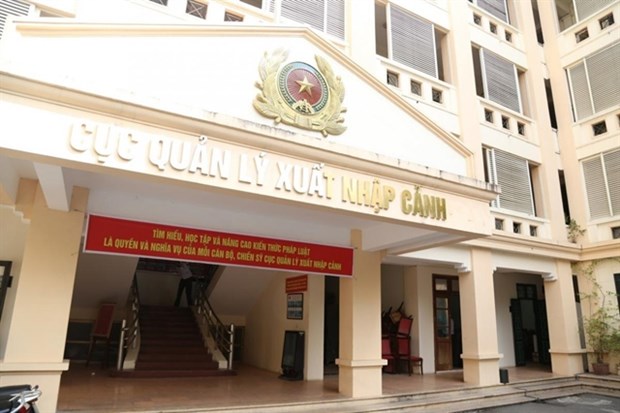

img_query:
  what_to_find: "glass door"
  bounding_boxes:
[433,275,461,371]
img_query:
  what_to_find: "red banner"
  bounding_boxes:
[84,215,353,276]
[286,275,308,293]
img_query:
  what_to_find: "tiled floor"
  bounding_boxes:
[57,362,557,412]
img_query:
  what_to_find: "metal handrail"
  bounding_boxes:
[195,279,235,370]
[117,275,140,371]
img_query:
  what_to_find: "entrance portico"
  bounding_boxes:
[1,18,498,413]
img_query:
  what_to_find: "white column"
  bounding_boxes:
[337,229,384,397]
[0,180,88,413]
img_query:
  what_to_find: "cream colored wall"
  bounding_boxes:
[380,264,404,313]
[70,252,137,320]
[493,272,545,367]
[0,21,469,176]
[243,272,325,380]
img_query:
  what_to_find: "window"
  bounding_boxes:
[186,0,207,19]
[387,71,399,87]
[568,43,620,121]
[225,11,243,22]
[0,0,29,38]
[544,79,558,129]
[559,170,571,224]
[376,3,444,80]
[470,0,510,23]
[582,149,620,219]
[599,13,615,29]
[473,46,522,113]
[612,226,620,239]
[270,0,344,40]
[495,218,504,230]
[501,115,510,129]
[410,80,422,96]
[484,147,537,215]
[555,0,615,31]
[484,109,493,123]
[240,0,263,8]
[615,274,620,310]
[575,27,589,43]
[592,121,607,136]
[485,108,494,123]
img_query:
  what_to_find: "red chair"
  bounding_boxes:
[396,335,423,375]
[381,335,396,373]
[396,316,413,337]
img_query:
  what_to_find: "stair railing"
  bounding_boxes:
[117,274,141,371]
[195,280,235,370]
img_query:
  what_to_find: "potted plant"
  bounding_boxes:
[577,261,620,374]
[584,305,620,374]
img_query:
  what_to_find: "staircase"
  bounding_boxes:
[128,305,234,378]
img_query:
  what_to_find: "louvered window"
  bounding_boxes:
[0,0,29,38]
[583,149,620,219]
[484,147,536,215]
[479,48,522,113]
[568,42,620,121]
[388,4,437,78]
[575,0,615,21]
[472,0,509,23]
[269,0,344,40]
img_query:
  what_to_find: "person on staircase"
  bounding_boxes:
[174,262,195,307]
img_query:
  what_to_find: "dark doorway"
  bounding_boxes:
[323,276,339,375]
[0,261,13,322]
[510,283,550,366]
[433,275,462,371]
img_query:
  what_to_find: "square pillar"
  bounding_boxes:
[545,260,585,375]
[0,181,88,413]
[336,229,385,398]
[459,248,501,385]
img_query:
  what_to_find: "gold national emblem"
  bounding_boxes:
[253,49,347,136]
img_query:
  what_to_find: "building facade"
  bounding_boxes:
[0,0,618,412]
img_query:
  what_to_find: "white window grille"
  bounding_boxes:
[471,0,509,23]
[0,0,29,38]
[568,42,620,121]
[582,149,620,219]
[575,0,615,21]
[484,147,536,215]
[388,4,438,78]
[269,0,344,40]
[480,49,522,113]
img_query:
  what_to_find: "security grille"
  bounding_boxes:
[484,147,535,215]
[475,0,509,23]
[583,149,620,219]
[575,0,615,21]
[481,49,521,113]
[568,42,620,121]
[389,4,437,78]
[269,0,344,40]
[0,0,29,38]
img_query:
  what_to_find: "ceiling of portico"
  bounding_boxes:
[2,155,475,256]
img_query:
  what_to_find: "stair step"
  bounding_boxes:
[140,346,209,354]
[112,369,236,378]
[137,353,213,362]
[135,360,219,370]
